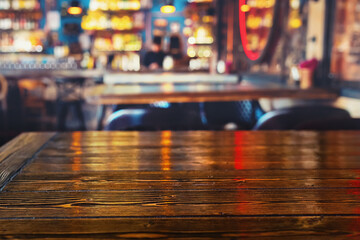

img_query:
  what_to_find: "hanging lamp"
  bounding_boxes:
[161,0,176,14]
[68,1,83,15]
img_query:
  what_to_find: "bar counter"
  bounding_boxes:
[2,69,238,83]
[1,131,360,238]
[1,69,339,105]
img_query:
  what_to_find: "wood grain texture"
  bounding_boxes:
[5,169,360,192]
[0,217,359,239]
[1,131,360,239]
[1,189,360,218]
[0,132,56,191]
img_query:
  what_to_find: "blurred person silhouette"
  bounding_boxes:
[144,36,165,70]
[169,34,183,60]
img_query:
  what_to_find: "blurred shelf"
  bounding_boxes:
[0,51,43,54]
[193,43,214,45]
[0,28,41,32]
[88,9,149,14]
[93,50,141,53]
[0,9,41,13]
[86,28,144,33]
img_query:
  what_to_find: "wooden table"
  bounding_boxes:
[87,79,339,130]
[1,131,360,239]
[87,80,338,105]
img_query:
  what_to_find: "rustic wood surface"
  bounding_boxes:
[0,132,56,191]
[1,131,360,239]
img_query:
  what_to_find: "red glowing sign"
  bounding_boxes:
[239,0,280,62]
[239,0,260,61]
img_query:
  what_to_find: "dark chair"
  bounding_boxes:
[296,118,360,130]
[105,104,204,131]
[203,100,265,130]
[18,79,57,131]
[253,105,351,130]
[56,77,87,131]
[105,109,148,131]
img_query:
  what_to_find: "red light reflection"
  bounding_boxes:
[234,132,244,170]
[348,170,360,235]
[239,0,260,61]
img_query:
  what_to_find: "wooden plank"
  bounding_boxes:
[0,217,359,239]
[5,166,360,191]
[4,177,360,192]
[26,155,360,165]
[19,159,360,172]
[0,133,56,191]
[2,131,360,238]
[36,145,360,157]
[1,189,360,218]
[11,169,360,180]
[47,131,360,148]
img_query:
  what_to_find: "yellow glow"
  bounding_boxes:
[187,48,196,58]
[183,27,192,37]
[68,6,83,15]
[289,18,302,29]
[161,5,176,14]
[240,4,251,12]
[130,1,141,10]
[162,83,175,93]
[202,16,214,23]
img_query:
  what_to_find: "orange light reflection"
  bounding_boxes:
[161,131,172,171]
[71,132,83,172]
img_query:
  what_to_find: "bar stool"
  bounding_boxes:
[202,100,265,130]
[56,77,86,131]
[17,79,57,131]
[105,103,204,131]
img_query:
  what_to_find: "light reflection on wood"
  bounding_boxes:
[161,131,172,171]
[71,132,83,172]
[234,132,244,170]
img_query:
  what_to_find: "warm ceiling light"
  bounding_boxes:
[161,5,175,13]
[68,6,82,15]
[161,0,176,14]
[68,1,83,15]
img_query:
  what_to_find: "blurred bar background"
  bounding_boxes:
[1,0,360,144]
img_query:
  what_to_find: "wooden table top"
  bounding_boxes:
[1,131,360,239]
[87,80,339,105]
